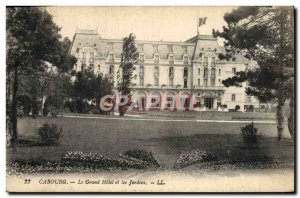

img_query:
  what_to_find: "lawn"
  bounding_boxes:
[7,114,294,169]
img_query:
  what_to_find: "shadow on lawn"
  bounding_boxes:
[15,138,60,147]
[139,133,294,166]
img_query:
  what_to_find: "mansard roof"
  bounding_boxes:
[70,29,249,64]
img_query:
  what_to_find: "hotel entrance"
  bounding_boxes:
[204,98,214,109]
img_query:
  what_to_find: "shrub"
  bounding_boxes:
[36,123,62,145]
[174,150,216,169]
[241,122,258,148]
[123,149,160,167]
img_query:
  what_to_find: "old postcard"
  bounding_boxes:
[6,6,295,192]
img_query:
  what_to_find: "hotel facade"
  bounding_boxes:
[70,29,260,112]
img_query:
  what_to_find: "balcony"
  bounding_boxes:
[194,85,225,91]
[211,74,216,78]
[169,60,174,64]
[139,72,144,77]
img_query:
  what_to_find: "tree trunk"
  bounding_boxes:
[277,99,285,141]
[288,97,294,140]
[10,65,18,145]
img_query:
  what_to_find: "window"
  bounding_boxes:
[182,46,187,53]
[169,78,174,87]
[154,66,159,77]
[98,65,100,71]
[140,77,144,86]
[218,79,221,85]
[211,79,215,86]
[203,68,208,77]
[198,78,200,86]
[232,94,236,101]
[218,69,221,76]
[199,53,203,59]
[211,68,216,77]
[154,78,159,86]
[89,52,94,62]
[168,45,173,53]
[204,79,208,86]
[169,67,174,77]
[203,57,208,67]
[198,68,201,75]
[153,45,158,53]
[169,55,174,64]
[140,54,144,62]
[247,96,251,102]
[232,68,236,74]
[108,42,113,50]
[184,79,188,88]
[81,63,86,71]
[183,67,188,77]
[109,65,114,75]
[183,56,188,64]
[154,55,159,63]
[211,57,216,67]
[82,52,86,61]
[140,66,144,76]
[138,44,144,51]
[89,64,94,70]
[109,54,114,62]
[94,43,96,47]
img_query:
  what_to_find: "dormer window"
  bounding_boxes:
[169,55,174,64]
[168,45,173,53]
[138,44,144,52]
[154,54,159,63]
[108,42,113,50]
[182,46,187,53]
[109,53,114,62]
[153,44,159,53]
[139,54,144,63]
[183,56,188,64]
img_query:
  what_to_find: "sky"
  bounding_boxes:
[47,7,235,42]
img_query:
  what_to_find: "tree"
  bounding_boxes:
[117,33,139,116]
[43,71,73,116]
[6,7,76,145]
[94,74,114,114]
[213,7,294,140]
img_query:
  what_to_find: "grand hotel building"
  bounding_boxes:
[70,29,260,111]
